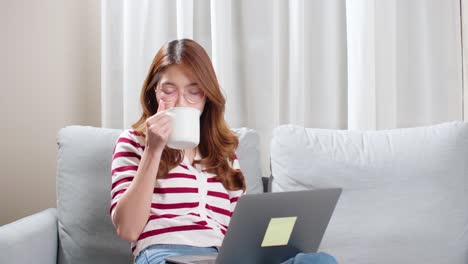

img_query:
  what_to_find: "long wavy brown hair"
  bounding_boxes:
[131,39,245,192]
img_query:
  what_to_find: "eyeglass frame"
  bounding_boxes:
[154,85,206,105]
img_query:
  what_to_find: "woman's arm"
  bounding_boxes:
[112,147,162,242]
[111,101,173,242]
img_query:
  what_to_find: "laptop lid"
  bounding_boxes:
[215,188,342,264]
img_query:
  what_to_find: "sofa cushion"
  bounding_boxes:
[270,122,468,264]
[56,126,262,264]
[56,126,130,264]
[232,127,264,194]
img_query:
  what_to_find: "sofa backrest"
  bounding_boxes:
[270,122,468,264]
[56,126,262,264]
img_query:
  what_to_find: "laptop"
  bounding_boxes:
[165,188,342,264]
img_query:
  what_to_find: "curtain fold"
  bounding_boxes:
[346,0,463,129]
[464,0,468,121]
[102,0,464,176]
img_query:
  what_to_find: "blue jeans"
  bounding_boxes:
[135,244,338,264]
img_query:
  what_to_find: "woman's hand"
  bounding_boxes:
[145,100,174,153]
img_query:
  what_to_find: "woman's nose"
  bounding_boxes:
[175,92,189,107]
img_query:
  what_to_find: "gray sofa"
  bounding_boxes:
[270,121,468,263]
[0,126,264,264]
[1,122,467,264]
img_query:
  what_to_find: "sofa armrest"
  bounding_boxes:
[0,208,58,264]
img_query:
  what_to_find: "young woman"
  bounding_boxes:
[110,39,338,264]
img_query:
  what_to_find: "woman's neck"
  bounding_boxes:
[184,148,197,164]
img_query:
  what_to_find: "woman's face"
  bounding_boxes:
[155,64,206,113]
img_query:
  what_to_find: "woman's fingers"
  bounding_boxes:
[157,99,175,113]
[144,99,175,151]
[157,99,166,113]
[146,111,170,126]
[148,119,171,137]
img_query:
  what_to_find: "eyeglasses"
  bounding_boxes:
[155,86,205,104]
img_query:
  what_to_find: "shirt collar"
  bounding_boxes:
[182,148,202,168]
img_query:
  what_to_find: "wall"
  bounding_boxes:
[0,0,101,225]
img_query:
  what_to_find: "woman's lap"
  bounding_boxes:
[135,244,218,264]
[281,252,338,264]
[135,245,337,264]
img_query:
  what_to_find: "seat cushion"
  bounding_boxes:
[56,126,262,264]
[270,122,468,264]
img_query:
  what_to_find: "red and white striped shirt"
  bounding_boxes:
[110,130,244,258]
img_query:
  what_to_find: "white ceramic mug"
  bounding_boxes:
[166,106,201,150]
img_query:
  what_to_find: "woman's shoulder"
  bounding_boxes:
[115,129,146,148]
[118,128,144,138]
[127,129,144,137]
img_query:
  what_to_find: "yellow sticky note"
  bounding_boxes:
[261,216,297,247]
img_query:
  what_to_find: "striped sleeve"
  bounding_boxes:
[110,130,143,225]
[227,154,245,213]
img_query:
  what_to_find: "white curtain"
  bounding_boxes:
[346,0,463,130]
[102,0,464,176]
